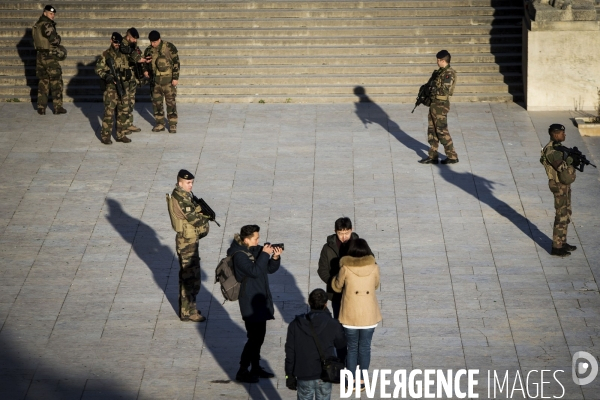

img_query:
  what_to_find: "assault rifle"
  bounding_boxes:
[556,145,597,172]
[411,70,439,113]
[106,57,125,102]
[193,195,221,227]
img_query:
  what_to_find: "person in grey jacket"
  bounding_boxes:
[227,224,282,383]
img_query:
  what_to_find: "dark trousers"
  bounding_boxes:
[240,320,267,369]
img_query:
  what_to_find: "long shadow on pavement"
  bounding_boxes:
[66,61,103,141]
[105,199,306,399]
[352,90,552,253]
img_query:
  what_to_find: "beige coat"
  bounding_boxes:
[332,255,382,327]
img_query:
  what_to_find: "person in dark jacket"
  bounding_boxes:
[285,288,346,400]
[317,217,359,319]
[228,224,282,383]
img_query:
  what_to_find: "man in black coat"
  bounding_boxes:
[228,224,282,383]
[317,217,359,319]
[285,288,346,398]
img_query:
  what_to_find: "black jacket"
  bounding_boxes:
[317,232,359,301]
[285,309,346,380]
[227,234,280,322]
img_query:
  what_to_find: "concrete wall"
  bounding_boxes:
[523,20,600,111]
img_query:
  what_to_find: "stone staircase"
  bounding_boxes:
[0,0,524,103]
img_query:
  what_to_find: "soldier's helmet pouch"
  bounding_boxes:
[156,55,170,73]
[558,166,576,185]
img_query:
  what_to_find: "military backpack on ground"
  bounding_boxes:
[215,251,250,302]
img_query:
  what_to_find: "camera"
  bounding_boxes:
[265,243,284,250]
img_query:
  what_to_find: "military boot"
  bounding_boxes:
[127,125,141,133]
[54,106,67,114]
[418,157,438,164]
[551,247,571,257]
[37,108,46,115]
[441,158,459,164]
[563,243,577,251]
[116,135,131,143]
[180,312,206,322]
[152,124,165,132]
[101,137,112,145]
[168,125,177,134]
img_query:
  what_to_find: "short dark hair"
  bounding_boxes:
[347,238,373,258]
[334,217,352,232]
[240,225,260,241]
[308,289,328,310]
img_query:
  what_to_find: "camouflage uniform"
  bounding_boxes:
[427,65,458,160]
[121,35,144,131]
[95,44,137,142]
[170,185,210,319]
[144,40,180,131]
[541,140,574,249]
[33,14,63,112]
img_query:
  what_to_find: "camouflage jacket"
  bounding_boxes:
[171,185,210,229]
[429,65,457,100]
[121,36,143,63]
[541,140,574,183]
[95,44,137,85]
[144,40,180,82]
[33,14,61,51]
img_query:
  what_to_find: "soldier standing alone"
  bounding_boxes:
[33,5,66,115]
[419,50,458,165]
[143,30,180,133]
[94,32,136,145]
[167,169,210,322]
[540,124,578,257]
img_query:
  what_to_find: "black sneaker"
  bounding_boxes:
[236,370,259,383]
[418,157,439,164]
[563,243,577,251]
[250,366,275,379]
[551,247,571,257]
[441,158,459,164]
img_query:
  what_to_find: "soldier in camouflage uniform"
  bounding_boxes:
[540,124,577,257]
[419,50,458,165]
[95,32,137,145]
[167,169,210,322]
[143,30,180,133]
[33,5,67,115]
[119,28,148,134]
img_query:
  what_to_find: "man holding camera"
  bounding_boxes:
[167,169,211,322]
[227,225,282,383]
[540,124,577,257]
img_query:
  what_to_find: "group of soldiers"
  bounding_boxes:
[33,5,180,144]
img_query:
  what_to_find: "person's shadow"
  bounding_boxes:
[66,60,104,140]
[353,86,429,160]
[105,199,307,399]
[16,28,37,109]
[352,87,552,253]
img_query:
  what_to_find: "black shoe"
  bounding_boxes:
[551,247,571,257]
[251,366,275,379]
[418,157,438,164]
[54,106,67,114]
[236,369,259,383]
[441,158,459,164]
[37,108,45,115]
[115,136,132,143]
[563,243,577,251]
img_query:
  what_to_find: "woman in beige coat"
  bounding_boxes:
[332,238,381,390]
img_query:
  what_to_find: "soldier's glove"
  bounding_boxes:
[104,74,115,84]
[566,156,574,165]
[119,43,133,55]
[285,376,297,391]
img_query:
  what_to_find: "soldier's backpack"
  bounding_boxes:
[215,250,250,302]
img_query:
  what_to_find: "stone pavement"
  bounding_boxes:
[0,101,599,400]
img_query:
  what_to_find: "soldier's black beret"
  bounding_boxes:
[127,27,139,39]
[436,50,451,59]
[178,169,195,180]
[44,5,56,13]
[549,124,566,133]
[111,32,123,43]
[148,30,161,41]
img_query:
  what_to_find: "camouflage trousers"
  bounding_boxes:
[101,82,133,140]
[427,100,458,160]
[151,82,177,128]
[549,180,572,249]
[126,80,137,129]
[36,52,63,110]
[176,233,201,318]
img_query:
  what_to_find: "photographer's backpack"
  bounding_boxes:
[215,251,248,302]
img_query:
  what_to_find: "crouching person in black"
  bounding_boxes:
[285,288,346,400]
[229,224,283,383]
